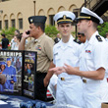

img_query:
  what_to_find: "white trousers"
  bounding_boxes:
[83,80,102,108]
[100,78,108,102]
[56,78,84,107]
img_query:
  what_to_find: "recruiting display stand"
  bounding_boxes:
[23,51,37,99]
[0,50,37,99]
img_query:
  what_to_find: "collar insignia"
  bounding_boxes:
[54,52,58,56]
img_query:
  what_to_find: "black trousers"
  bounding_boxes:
[35,72,47,101]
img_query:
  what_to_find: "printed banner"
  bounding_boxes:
[0,50,23,95]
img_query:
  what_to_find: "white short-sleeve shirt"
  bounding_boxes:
[53,35,81,79]
[79,31,107,72]
[79,31,108,93]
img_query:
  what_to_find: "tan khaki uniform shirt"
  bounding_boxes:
[25,33,54,73]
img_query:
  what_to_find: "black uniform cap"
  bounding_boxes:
[28,16,47,24]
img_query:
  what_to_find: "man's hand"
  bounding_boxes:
[43,62,55,87]
[49,67,65,75]
[64,63,78,75]
[43,78,49,87]
[22,30,30,39]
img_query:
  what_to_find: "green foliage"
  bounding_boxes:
[45,25,76,39]
[45,25,59,39]
[98,22,108,37]
[0,27,16,42]
[8,46,11,50]
[71,31,76,37]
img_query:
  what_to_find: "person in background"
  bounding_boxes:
[11,29,20,50]
[54,33,61,44]
[44,11,84,107]
[11,34,22,50]
[105,32,108,42]
[1,33,9,50]
[77,32,86,43]
[19,16,54,101]
[11,35,16,50]
[15,29,20,35]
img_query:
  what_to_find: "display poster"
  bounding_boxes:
[23,51,37,99]
[0,50,23,95]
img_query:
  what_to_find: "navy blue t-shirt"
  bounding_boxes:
[2,38,9,49]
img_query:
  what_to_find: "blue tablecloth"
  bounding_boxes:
[0,95,53,108]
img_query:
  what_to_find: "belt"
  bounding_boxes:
[60,77,65,81]
[82,79,87,83]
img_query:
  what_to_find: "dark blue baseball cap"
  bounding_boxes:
[28,16,47,24]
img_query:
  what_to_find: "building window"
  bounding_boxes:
[18,18,23,29]
[0,21,2,30]
[11,19,15,28]
[49,15,55,25]
[5,20,8,29]
[73,11,78,17]
[73,11,79,26]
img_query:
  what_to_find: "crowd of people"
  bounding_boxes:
[0,6,108,108]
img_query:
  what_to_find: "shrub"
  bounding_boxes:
[98,22,108,37]
[0,27,16,42]
[45,25,59,39]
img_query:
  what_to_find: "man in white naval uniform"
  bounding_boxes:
[51,7,108,108]
[44,11,84,107]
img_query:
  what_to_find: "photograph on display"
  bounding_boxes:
[0,50,23,95]
[23,51,37,99]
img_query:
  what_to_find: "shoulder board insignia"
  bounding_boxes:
[96,35,102,42]
[54,52,58,56]
[74,39,81,44]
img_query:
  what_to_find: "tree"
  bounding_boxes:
[45,25,75,39]
[45,25,59,39]
[98,22,108,37]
